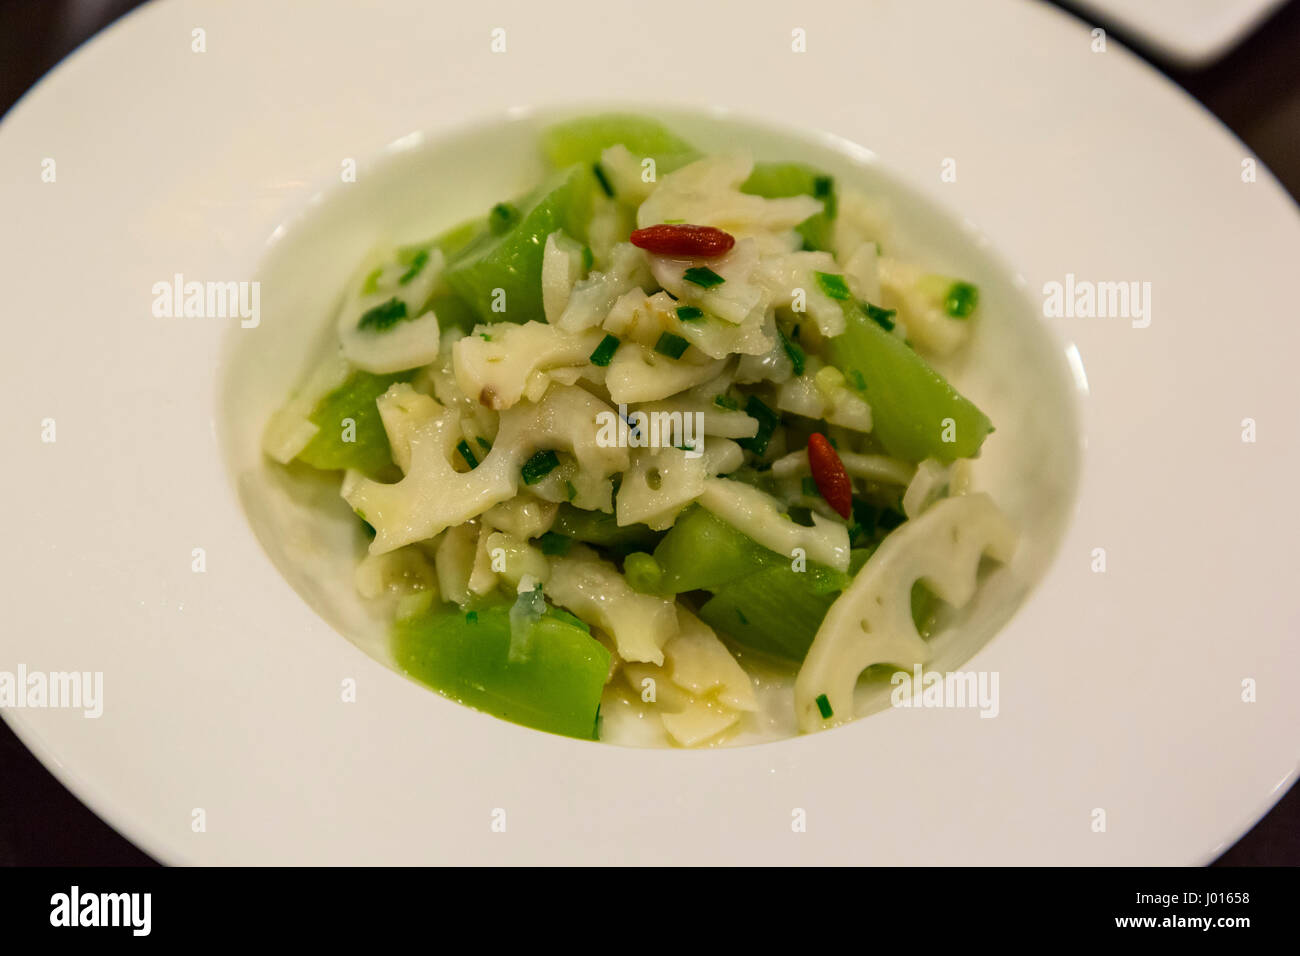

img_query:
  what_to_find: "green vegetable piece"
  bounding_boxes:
[456,439,478,469]
[740,161,837,251]
[361,266,384,296]
[697,553,861,661]
[682,266,724,289]
[816,694,833,719]
[694,552,940,664]
[863,301,897,331]
[394,600,610,740]
[538,531,571,556]
[521,449,560,485]
[433,216,490,259]
[397,249,430,285]
[541,114,699,172]
[827,300,991,463]
[589,334,620,367]
[489,202,521,235]
[675,305,704,321]
[736,395,779,456]
[592,162,615,197]
[713,394,740,411]
[911,581,938,637]
[944,281,979,318]
[779,326,805,375]
[356,297,409,333]
[623,552,665,594]
[443,166,592,324]
[419,292,478,336]
[814,271,851,301]
[296,370,411,476]
[551,505,663,556]
[652,506,783,593]
[654,332,690,359]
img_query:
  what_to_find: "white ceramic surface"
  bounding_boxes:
[1,0,1297,865]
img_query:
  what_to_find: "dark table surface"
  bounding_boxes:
[0,0,1296,867]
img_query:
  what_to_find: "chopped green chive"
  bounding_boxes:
[944,281,979,318]
[476,436,493,452]
[465,610,479,625]
[802,476,820,498]
[661,218,685,224]
[713,394,740,411]
[538,531,571,556]
[654,332,690,359]
[361,266,384,295]
[398,249,430,285]
[864,302,897,331]
[581,245,594,272]
[489,202,519,235]
[675,305,704,321]
[456,439,479,469]
[589,334,620,367]
[564,479,578,501]
[521,450,561,485]
[815,693,833,719]
[815,271,851,301]
[479,332,493,341]
[779,327,806,376]
[592,162,614,198]
[683,266,725,288]
[848,369,867,391]
[812,175,837,218]
[737,395,779,456]
[356,297,409,332]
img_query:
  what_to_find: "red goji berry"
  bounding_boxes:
[629,224,735,257]
[807,433,852,519]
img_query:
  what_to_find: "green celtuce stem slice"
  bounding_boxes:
[393,600,610,740]
[422,290,479,335]
[698,552,865,662]
[740,161,837,252]
[826,300,992,463]
[443,166,594,324]
[651,505,782,593]
[295,370,412,476]
[540,114,699,172]
[701,556,936,664]
[549,505,664,557]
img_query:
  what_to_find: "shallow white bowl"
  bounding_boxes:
[1,0,1297,864]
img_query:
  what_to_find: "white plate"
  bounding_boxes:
[1069,0,1288,66]
[1,0,1297,865]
